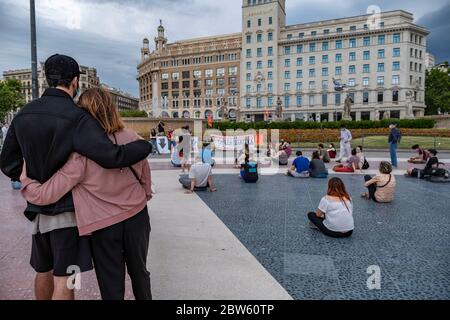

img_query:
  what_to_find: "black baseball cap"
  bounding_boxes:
[44,54,82,82]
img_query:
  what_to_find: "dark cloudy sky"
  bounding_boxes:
[0,0,449,97]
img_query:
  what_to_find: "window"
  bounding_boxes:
[393,61,400,71]
[335,66,342,75]
[322,67,328,76]
[297,45,303,53]
[267,60,273,68]
[258,18,261,27]
[257,34,262,43]
[322,55,329,63]
[311,31,317,36]
[378,91,384,103]
[285,59,291,67]
[336,27,343,33]
[363,77,369,86]
[335,53,342,62]
[363,36,370,46]
[246,49,252,58]
[348,78,355,87]
[182,81,190,89]
[349,52,356,61]
[256,83,262,93]
[350,25,356,31]
[296,95,302,107]
[296,70,303,78]
[324,29,330,34]
[297,57,303,66]
[247,20,251,28]
[284,46,291,55]
[378,35,385,45]
[246,35,251,44]
[257,61,263,69]
[309,43,316,52]
[193,70,202,78]
[363,92,369,104]
[335,93,341,105]
[296,82,303,90]
[246,73,251,81]
[287,34,293,39]
[268,32,273,41]
[378,49,385,58]
[246,85,251,93]
[349,38,356,48]
[216,68,225,77]
[392,75,400,85]
[269,17,273,25]
[299,32,304,38]
[309,69,316,77]
[172,82,179,89]
[161,82,169,90]
[284,71,291,79]
[246,62,251,70]
[268,96,273,107]
[285,96,290,108]
[393,48,400,57]
[284,83,290,91]
[268,83,273,93]
[322,80,328,89]
[205,79,213,87]
[268,71,273,80]
[322,94,328,106]
[349,65,356,74]
[309,81,315,89]
[393,90,399,102]
[363,50,370,60]
[246,98,251,108]
[335,40,342,49]
[322,41,329,51]
[182,71,190,79]
[256,97,262,108]
[309,95,315,106]
[377,76,384,86]
[377,63,385,72]
[268,47,273,56]
[363,64,370,73]
[309,56,315,65]
[257,48,262,57]
[393,33,401,43]
[172,72,179,80]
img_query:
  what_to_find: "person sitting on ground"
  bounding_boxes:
[327,143,337,159]
[240,154,259,183]
[170,146,182,167]
[362,161,396,203]
[309,151,328,178]
[179,155,217,193]
[235,143,250,168]
[283,141,292,158]
[406,149,439,179]
[277,146,289,166]
[356,145,368,170]
[287,151,310,178]
[307,177,354,238]
[408,144,430,164]
[201,142,215,167]
[333,148,360,173]
[317,144,330,163]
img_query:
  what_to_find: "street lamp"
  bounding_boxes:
[30,0,38,100]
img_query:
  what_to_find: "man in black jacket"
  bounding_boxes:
[0,54,151,300]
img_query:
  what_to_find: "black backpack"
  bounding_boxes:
[426,164,450,183]
[362,157,370,170]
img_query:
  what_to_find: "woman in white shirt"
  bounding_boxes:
[307,177,354,238]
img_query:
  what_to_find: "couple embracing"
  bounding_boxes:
[0,54,152,300]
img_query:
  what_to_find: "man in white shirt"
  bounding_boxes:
[179,156,217,193]
[336,124,352,162]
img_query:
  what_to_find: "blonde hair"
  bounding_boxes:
[77,88,125,135]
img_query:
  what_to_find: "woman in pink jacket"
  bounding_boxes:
[20,88,152,300]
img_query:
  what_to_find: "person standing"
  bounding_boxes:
[336,124,352,162]
[388,123,401,168]
[0,54,151,300]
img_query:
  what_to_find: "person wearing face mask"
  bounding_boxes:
[0,54,151,300]
[336,124,352,163]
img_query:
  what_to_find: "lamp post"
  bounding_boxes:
[30,0,38,100]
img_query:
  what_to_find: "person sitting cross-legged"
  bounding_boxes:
[307,177,354,238]
[333,148,360,173]
[180,156,217,194]
[406,149,439,179]
[287,151,310,178]
[362,161,396,203]
[240,154,259,183]
[408,144,430,164]
[309,151,328,178]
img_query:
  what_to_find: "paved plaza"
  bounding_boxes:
[0,151,449,300]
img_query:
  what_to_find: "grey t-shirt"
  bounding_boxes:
[189,163,212,187]
[31,212,77,235]
[309,159,327,175]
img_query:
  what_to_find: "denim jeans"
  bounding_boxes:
[389,142,398,167]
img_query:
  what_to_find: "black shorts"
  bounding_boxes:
[31,227,93,277]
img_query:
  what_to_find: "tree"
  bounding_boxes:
[120,109,148,118]
[425,67,450,115]
[0,79,24,123]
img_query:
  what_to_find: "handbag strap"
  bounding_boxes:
[377,174,392,189]
[112,133,141,184]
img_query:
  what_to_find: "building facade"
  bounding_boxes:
[137,0,429,121]
[102,84,139,112]
[137,23,241,120]
[3,63,100,103]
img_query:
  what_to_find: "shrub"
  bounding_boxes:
[120,110,148,118]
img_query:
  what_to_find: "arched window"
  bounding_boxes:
[204,110,213,119]
[182,110,190,118]
[172,111,179,118]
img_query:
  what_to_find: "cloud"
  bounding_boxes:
[1,0,449,97]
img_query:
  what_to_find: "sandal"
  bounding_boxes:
[361,192,369,200]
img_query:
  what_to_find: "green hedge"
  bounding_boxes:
[212,119,435,130]
[120,110,148,118]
